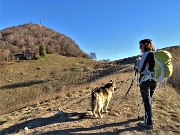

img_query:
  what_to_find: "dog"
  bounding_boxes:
[91,80,117,118]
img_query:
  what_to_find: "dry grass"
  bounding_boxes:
[168,62,180,90]
[164,46,180,91]
[0,54,125,115]
[0,71,179,135]
[0,46,179,134]
[153,84,180,134]
[0,51,179,115]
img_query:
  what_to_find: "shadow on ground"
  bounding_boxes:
[0,113,149,135]
[40,117,147,135]
[0,112,86,134]
[86,65,132,84]
[0,80,49,90]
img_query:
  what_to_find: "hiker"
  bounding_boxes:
[135,39,157,129]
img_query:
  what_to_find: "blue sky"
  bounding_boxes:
[0,0,180,60]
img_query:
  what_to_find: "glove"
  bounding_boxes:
[134,57,141,72]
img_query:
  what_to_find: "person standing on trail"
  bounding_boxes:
[135,39,157,129]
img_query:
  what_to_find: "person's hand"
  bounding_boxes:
[136,57,141,61]
[134,57,140,71]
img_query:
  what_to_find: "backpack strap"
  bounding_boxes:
[154,56,165,84]
[139,52,167,85]
[139,68,156,84]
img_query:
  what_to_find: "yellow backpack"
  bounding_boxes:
[139,50,173,84]
[153,50,173,82]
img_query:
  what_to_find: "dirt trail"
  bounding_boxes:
[0,71,180,135]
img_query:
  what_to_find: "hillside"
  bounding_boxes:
[163,46,180,89]
[0,54,127,115]
[0,23,88,58]
[0,67,179,135]
[0,46,179,134]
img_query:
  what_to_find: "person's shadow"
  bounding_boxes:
[0,111,146,135]
[39,117,146,135]
[0,112,86,134]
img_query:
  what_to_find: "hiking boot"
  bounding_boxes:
[138,122,153,129]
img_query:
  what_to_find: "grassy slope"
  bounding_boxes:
[0,72,179,135]
[0,54,125,114]
[0,54,94,114]
[0,46,179,134]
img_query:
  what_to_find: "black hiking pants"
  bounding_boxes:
[140,79,157,125]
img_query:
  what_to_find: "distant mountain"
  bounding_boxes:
[0,23,88,58]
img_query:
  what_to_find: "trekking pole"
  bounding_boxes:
[124,70,137,98]
[137,92,140,120]
[137,72,140,119]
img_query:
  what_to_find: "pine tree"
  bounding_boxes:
[39,44,46,58]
